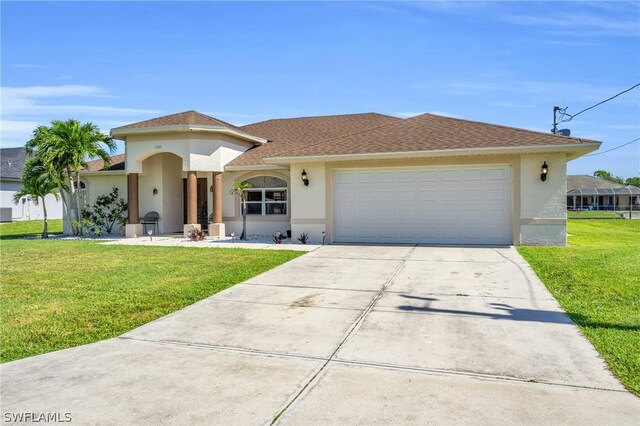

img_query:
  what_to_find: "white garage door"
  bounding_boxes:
[334,166,512,245]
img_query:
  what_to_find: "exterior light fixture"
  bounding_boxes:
[322,230,326,246]
[540,162,549,182]
[301,169,309,186]
[147,229,153,241]
[153,188,158,195]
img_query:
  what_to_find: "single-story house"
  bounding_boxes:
[1,147,64,222]
[567,175,640,211]
[77,110,601,246]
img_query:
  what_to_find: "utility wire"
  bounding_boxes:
[583,137,640,157]
[560,82,640,123]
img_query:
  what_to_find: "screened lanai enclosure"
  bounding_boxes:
[567,186,640,211]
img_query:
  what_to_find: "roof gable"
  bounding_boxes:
[112,110,244,132]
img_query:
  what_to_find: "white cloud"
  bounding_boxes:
[502,11,640,37]
[0,84,161,148]
[0,120,41,147]
[394,112,424,119]
[427,111,459,118]
[1,85,159,116]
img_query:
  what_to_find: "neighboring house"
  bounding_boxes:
[77,110,601,246]
[567,175,640,211]
[0,147,64,222]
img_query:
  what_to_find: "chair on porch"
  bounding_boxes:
[141,211,160,235]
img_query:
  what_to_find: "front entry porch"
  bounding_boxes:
[124,152,224,238]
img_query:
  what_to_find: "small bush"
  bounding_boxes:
[82,187,127,235]
[297,232,309,244]
[272,232,284,244]
[187,228,205,241]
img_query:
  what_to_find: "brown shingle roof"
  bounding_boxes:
[85,154,126,171]
[228,113,401,167]
[100,112,601,171]
[261,113,599,161]
[112,110,244,132]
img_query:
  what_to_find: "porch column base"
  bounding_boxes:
[208,223,226,238]
[183,224,201,238]
[125,224,143,238]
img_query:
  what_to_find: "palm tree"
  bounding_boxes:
[13,158,60,238]
[26,119,116,234]
[229,181,252,240]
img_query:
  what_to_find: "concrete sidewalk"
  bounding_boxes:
[2,245,638,425]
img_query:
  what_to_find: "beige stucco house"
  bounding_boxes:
[77,110,600,246]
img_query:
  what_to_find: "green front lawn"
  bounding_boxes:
[518,220,640,395]
[567,211,622,219]
[0,219,63,239]
[0,240,303,362]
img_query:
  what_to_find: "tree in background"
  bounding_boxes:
[26,119,116,234]
[229,181,252,240]
[12,157,61,238]
[593,170,624,184]
[625,177,640,187]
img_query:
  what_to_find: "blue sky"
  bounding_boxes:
[2,1,639,177]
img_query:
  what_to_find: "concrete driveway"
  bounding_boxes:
[2,245,638,424]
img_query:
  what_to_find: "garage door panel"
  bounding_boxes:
[486,168,507,180]
[334,167,512,245]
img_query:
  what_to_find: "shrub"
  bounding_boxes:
[82,187,127,235]
[187,228,205,241]
[272,232,284,244]
[297,232,309,244]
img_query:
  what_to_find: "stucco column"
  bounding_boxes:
[187,171,197,224]
[125,173,142,237]
[212,172,223,223]
[209,172,225,237]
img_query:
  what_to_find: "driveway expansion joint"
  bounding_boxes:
[270,245,419,424]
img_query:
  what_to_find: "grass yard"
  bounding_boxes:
[518,220,640,396]
[0,219,63,239]
[567,211,622,219]
[0,239,303,362]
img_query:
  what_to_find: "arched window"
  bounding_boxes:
[242,176,287,215]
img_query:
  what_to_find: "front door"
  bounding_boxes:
[183,178,208,229]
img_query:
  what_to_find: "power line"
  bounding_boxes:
[560,82,640,123]
[583,137,640,157]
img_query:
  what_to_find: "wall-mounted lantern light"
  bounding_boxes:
[301,169,309,186]
[153,188,159,195]
[540,162,549,182]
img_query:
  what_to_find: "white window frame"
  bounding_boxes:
[243,187,288,216]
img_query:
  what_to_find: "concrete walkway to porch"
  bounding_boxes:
[101,235,320,251]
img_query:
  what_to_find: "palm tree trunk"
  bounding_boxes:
[67,169,78,234]
[41,196,49,239]
[241,200,247,240]
[75,171,83,236]
[59,190,73,235]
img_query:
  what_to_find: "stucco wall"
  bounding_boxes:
[65,173,127,234]
[289,163,327,243]
[1,179,64,221]
[161,154,184,233]
[125,133,253,174]
[139,154,164,231]
[519,153,567,245]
